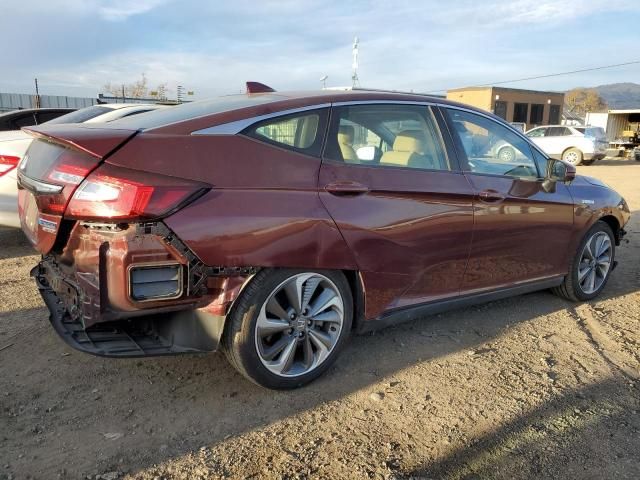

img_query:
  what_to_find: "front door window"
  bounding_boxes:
[446,109,539,179]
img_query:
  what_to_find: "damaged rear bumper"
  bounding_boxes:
[34,265,223,357]
[32,220,256,358]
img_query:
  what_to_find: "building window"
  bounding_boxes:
[494,101,507,120]
[529,104,544,126]
[513,103,528,123]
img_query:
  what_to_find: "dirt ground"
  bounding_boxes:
[1,158,639,480]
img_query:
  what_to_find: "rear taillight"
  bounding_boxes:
[0,155,20,177]
[26,148,100,215]
[66,163,207,221]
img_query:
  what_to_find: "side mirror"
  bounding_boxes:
[548,158,576,183]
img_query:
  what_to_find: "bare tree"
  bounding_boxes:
[102,73,154,99]
[565,88,607,116]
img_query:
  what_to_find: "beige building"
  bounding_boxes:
[446,86,565,130]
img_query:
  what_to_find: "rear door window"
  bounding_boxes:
[324,104,451,171]
[547,126,571,136]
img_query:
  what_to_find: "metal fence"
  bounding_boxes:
[0,93,97,112]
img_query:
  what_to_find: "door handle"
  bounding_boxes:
[325,181,369,196]
[478,189,505,203]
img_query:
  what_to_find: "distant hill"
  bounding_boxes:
[593,83,640,109]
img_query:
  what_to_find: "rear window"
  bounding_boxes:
[576,127,605,137]
[111,94,287,130]
[45,106,113,125]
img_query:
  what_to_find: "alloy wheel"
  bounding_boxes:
[254,273,344,377]
[563,149,581,165]
[498,147,515,162]
[578,231,612,294]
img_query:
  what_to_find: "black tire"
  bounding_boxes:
[222,268,353,389]
[553,221,615,302]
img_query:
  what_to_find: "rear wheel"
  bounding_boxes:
[562,147,583,166]
[553,221,615,301]
[222,269,352,389]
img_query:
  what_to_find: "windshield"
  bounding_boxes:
[44,105,114,125]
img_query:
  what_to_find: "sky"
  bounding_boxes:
[1,0,639,101]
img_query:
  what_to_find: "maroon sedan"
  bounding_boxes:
[17,84,630,388]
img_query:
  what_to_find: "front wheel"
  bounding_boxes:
[222,269,353,389]
[553,221,615,302]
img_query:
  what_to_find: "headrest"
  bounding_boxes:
[393,130,425,153]
[338,125,355,144]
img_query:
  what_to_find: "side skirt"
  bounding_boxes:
[357,276,565,334]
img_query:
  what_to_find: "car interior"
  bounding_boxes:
[330,106,450,171]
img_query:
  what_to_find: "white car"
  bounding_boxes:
[525,125,607,166]
[0,103,167,227]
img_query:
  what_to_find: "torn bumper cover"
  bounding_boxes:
[31,221,257,358]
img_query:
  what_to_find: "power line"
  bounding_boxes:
[426,59,640,94]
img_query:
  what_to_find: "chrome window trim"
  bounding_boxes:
[191,103,331,136]
[331,100,436,107]
[190,98,550,163]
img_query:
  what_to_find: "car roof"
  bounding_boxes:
[111,89,491,134]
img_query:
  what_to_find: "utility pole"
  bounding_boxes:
[121,84,126,103]
[34,78,41,108]
[351,36,360,88]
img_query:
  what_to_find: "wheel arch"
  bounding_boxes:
[342,269,365,331]
[599,215,621,245]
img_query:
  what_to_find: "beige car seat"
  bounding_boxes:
[338,125,358,163]
[380,130,431,169]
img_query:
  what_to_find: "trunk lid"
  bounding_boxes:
[18,125,138,254]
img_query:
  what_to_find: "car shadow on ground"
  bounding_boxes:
[0,282,636,478]
[403,376,640,479]
[1,217,637,478]
[588,157,639,167]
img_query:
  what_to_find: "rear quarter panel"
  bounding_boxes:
[106,133,358,270]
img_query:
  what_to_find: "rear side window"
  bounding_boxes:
[577,127,606,138]
[244,109,328,156]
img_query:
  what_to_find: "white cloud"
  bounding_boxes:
[97,0,169,21]
[2,0,639,98]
